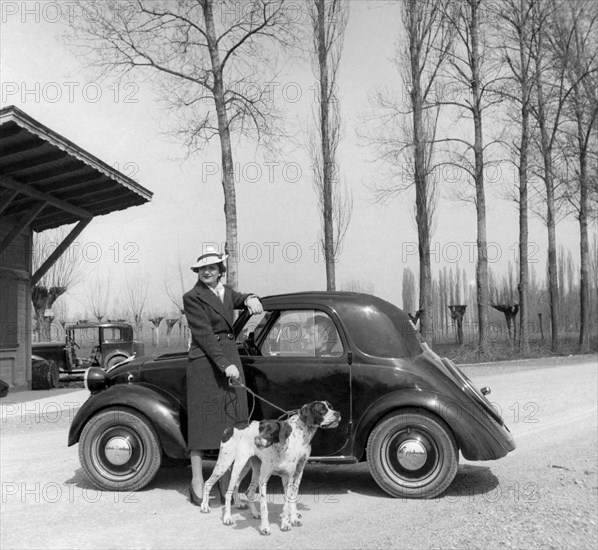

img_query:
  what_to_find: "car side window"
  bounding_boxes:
[103,327,123,342]
[237,311,272,345]
[261,310,343,358]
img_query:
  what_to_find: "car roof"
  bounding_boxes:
[260,291,397,308]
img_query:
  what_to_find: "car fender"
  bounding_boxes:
[352,389,508,461]
[105,349,131,363]
[68,384,188,459]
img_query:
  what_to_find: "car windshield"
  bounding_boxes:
[338,300,423,358]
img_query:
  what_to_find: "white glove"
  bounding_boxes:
[246,296,263,315]
[224,364,240,380]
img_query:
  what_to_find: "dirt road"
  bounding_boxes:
[1,356,596,549]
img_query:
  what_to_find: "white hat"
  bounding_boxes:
[190,252,228,271]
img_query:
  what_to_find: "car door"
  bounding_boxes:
[237,307,353,458]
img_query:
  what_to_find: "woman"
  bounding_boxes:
[183,250,263,504]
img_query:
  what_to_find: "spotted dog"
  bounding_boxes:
[200,419,292,516]
[201,401,341,535]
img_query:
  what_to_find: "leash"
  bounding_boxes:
[229,378,297,420]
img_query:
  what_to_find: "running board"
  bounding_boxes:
[307,456,358,464]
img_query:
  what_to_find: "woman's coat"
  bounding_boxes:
[183,281,251,451]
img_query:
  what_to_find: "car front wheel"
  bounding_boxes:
[367,408,458,499]
[79,407,162,491]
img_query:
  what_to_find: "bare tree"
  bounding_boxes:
[164,257,190,344]
[526,0,586,350]
[439,0,503,353]
[164,318,179,347]
[122,272,149,339]
[83,272,112,322]
[498,0,541,353]
[308,0,351,290]
[67,0,296,289]
[551,0,598,351]
[32,227,84,341]
[148,315,164,347]
[362,0,452,341]
[402,267,417,313]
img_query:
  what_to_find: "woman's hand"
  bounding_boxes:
[246,296,263,315]
[224,364,240,381]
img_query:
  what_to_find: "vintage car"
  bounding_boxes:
[32,321,144,375]
[68,292,515,499]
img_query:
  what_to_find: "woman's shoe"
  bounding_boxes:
[189,484,203,506]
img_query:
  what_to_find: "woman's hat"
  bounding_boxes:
[190,252,228,271]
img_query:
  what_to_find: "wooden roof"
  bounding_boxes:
[0,106,152,232]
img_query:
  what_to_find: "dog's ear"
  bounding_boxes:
[300,402,317,426]
[278,421,292,443]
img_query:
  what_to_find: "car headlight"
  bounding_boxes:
[85,367,108,394]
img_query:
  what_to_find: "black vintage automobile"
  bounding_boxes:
[68,292,515,499]
[33,321,144,375]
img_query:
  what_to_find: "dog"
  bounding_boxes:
[201,401,341,535]
[200,419,293,513]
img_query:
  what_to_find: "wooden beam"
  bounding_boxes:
[0,174,92,219]
[0,201,46,255]
[0,189,20,215]
[31,218,92,286]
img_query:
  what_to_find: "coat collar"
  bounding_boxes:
[194,281,233,327]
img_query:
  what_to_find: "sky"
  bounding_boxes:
[0,0,591,319]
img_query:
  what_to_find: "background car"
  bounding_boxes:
[32,321,144,376]
[68,292,515,498]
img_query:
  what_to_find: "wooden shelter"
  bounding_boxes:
[0,106,152,389]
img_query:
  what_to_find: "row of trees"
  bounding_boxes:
[401,236,598,346]
[367,0,596,353]
[31,1,596,356]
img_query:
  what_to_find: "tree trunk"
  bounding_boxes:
[410,28,432,343]
[469,1,489,354]
[534,11,560,352]
[316,0,336,291]
[31,286,66,341]
[577,110,590,352]
[202,0,239,289]
[518,10,531,354]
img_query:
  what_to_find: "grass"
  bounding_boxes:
[432,334,598,364]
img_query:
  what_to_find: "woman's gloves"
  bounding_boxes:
[225,364,241,381]
[245,295,263,315]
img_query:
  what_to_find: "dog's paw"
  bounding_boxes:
[259,525,271,536]
[291,517,303,527]
[222,515,234,526]
[199,503,211,514]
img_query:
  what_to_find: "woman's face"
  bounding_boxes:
[198,264,220,287]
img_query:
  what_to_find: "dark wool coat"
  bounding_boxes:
[183,281,252,451]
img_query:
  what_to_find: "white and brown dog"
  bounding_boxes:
[200,401,341,535]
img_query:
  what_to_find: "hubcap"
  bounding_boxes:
[397,439,428,470]
[104,436,133,465]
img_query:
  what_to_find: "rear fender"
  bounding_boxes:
[352,389,505,461]
[68,384,188,459]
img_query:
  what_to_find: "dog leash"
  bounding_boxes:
[229,378,297,419]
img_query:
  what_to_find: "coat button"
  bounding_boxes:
[227,333,233,340]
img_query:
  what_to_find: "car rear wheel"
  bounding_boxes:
[32,359,59,390]
[79,407,162,491]
[367,408,458,499]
